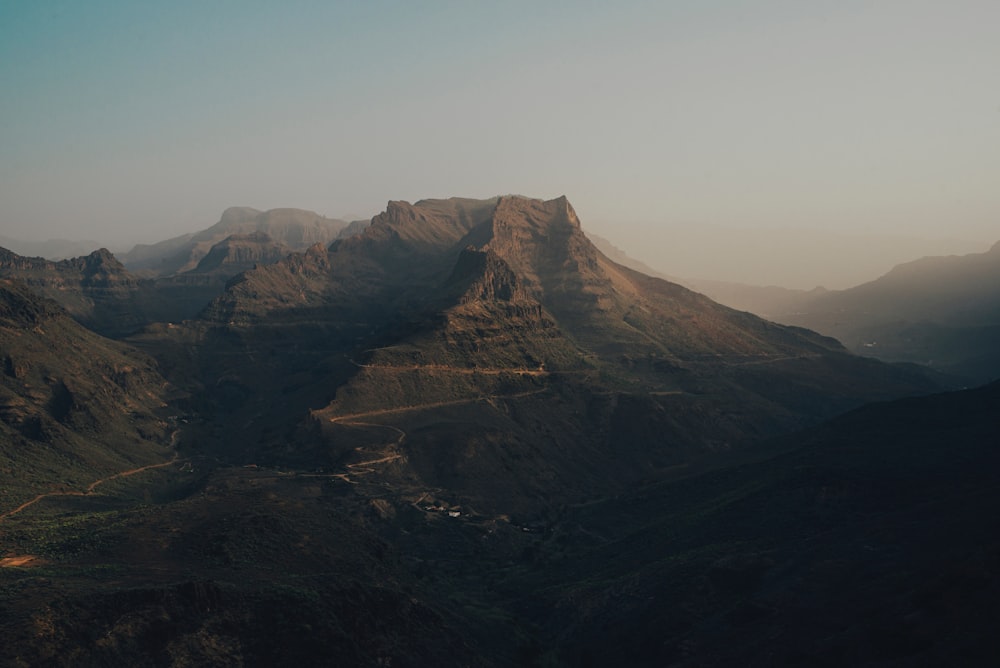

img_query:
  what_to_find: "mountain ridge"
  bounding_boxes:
[162,195,944,515]
[121,207,351,277]
[589,231,1000,384]
[776,239,1000,382]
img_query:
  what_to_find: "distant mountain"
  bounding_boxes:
[337,218,371,239]
[0,241,271,338]
[597,223,985,290]
[675,277,825,319]
[588,232,820,317]
[591,233,1000,384]
[121,207,350,276]
[776,241,1000,383]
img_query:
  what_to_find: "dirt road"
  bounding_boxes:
[0,445,184,523]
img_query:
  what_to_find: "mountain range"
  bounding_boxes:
[0,195,995,666]
[0,208,368,337]
[120,206,360,276]
[776,241,1000,383]
[592,234,1000,385]
[147,196,939,512]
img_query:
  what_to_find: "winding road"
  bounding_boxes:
[323,377,549,483]
[0,434,184,523]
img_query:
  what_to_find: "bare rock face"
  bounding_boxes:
[447,247,532,304]
[481,195,595,300]
[336,219,371,239]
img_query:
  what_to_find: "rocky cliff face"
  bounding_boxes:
[448,247,533,305]
[475,196,836,359]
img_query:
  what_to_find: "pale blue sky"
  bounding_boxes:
[1,1,998,276]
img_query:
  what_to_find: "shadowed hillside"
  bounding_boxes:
[506,380,1000,666]
[0,279,173,513]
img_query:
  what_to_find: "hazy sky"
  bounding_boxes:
[1,1,998,282]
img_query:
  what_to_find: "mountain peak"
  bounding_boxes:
[492,194,579,229]
[62,248,135,288]
[218,207,263,225]
[553,194,580,227]
[82,247,121,268]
